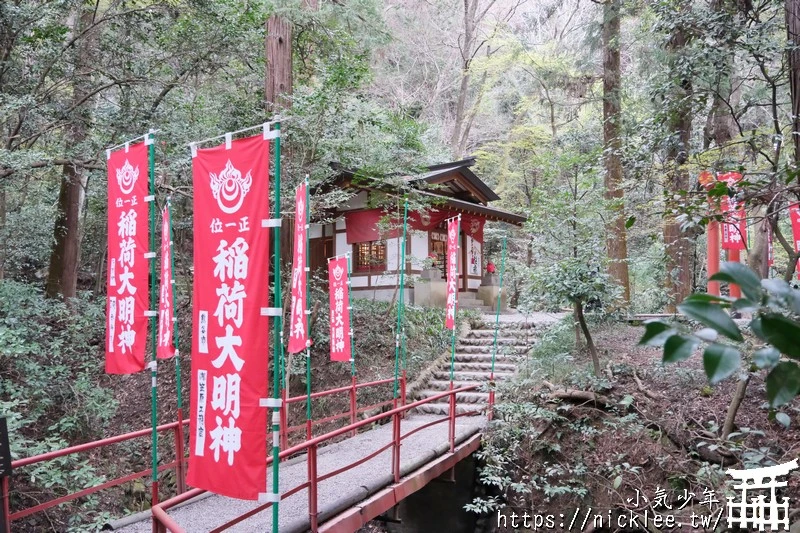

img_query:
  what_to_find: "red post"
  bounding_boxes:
[448,384,455,453]
[280,388,289,450]
[391,412,401,483]
[2,476,10,533]
[707,221,721,296]
[306,419,312,442]
[151,481,159,533]
[401,370,407,408]
[349,376,357,437]
[175,409,186,495]
[308,443,318,532]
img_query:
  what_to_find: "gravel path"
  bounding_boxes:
[115,414,485,533]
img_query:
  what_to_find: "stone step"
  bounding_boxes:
[415,390,489,404]
[414,402,486,416]
[432,370,513,382]
[427,379,491,390]
[475,322,539,330]
[453,362,516,372]
[454,346,528,355]
[454,352,521,362]
[458,337,527,346]
[458,292,478,300]
[467,329,538,340]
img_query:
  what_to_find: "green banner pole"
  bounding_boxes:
[166,198,182,411]
[271,121,282,532]
[490,236,507,377]
[146,130,159,507]
[166,197,186,493]
[392,199,409,405]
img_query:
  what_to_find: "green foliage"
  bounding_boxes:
[532,257,621,310]
[640,262,800,408]
[0,281,117,528]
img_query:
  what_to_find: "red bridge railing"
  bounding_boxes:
[151,383,483,533]
[3,419,188,532]
[2,377,407,532]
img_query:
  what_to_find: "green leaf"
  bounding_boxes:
[775,412,790,428]
[625,216,636,229]
[710,262,762,303]
[683,293,733,304]
[732,298,758,313]
[678,300,743,341]
[702,344,741,385]
[760,314,800,360]
[663,334,700,363]
[750,316,766,341]
[753,347,780,370]
[766,362,800,408]
[639,321,676,346]
[613,475,622,489]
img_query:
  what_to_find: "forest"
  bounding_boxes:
[3,0,800,531]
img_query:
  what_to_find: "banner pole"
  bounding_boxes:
[271,121,282,532]
[166,197,185,493]
[146,130,159,512]
[392,198,409,406]
[488,236,506,419]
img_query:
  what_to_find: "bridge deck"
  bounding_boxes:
[116,414,485,533]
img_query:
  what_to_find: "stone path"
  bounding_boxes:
[114,415,485,533]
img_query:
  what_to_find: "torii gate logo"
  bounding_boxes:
[210,160,252,214]
[726,459,798,531]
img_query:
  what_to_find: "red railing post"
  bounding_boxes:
[151,480,159,533]
[308,443,319,532]
[349,376,357,437]
[391,411,401,483]
[448,384,456,453]
[2,476,10,533]
[175,410,186,495]
[280,388,289,450]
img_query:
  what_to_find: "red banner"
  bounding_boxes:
[445,217,460,330]
[288,183,309,354]
[328,256,352,362]
[790,203,800,279]
[157,203,176,360]
[105,142,149,374]
[344,208,484,244]
[188,134,270,500]
[718,172,747,251]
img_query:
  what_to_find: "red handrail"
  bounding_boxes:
[6,419,190,530]
[151,384,482,533]
[280,376,401,448]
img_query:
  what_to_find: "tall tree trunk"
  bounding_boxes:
[787,0,800,171]
[45,9,93,299]
[663,5,693,313]
[602,0,630,305]
[450,0,479,158]
[265,15,293,112]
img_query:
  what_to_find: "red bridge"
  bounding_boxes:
[4,377,489,533]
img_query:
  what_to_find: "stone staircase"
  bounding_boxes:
[414,321,537,416]
[456,291,493,313]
